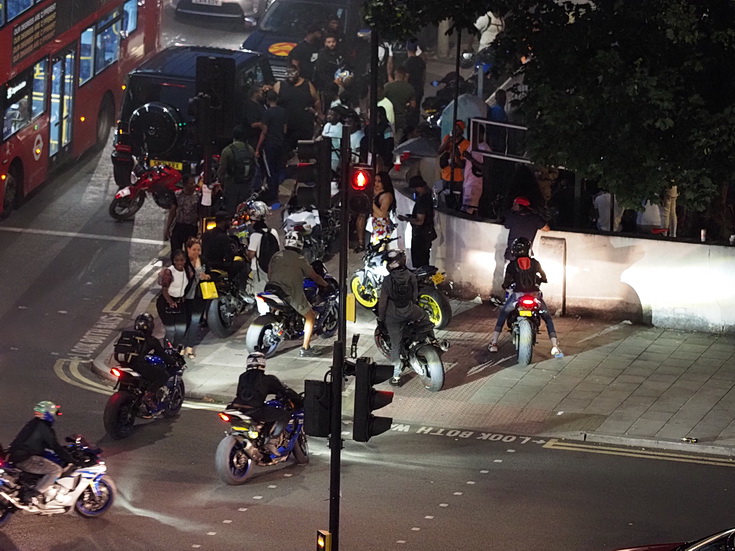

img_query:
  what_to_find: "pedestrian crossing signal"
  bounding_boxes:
[317,529,332,550]
[348,164,373,215]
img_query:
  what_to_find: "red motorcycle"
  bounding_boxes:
[108,160,182,221]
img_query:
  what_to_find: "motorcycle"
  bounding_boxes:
[214,398,308,485]
[245,261,339,358]
[374,322,449,392]
[507,292,544,366]
[103,349,187,439]
[109,158,182,221]
[0,434,116,527]
[206,266,256,339]
[349,236,453,329]
[282,187,340,263]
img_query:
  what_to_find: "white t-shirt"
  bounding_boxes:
[593,192,623,232]
[248,227,281,273]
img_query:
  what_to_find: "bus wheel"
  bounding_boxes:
[0,170,19,221]
[95,96,114,150]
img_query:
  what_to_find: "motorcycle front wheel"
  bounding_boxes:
[108,194,145,221]
[207,294,238,338]
[516,318,534,365]
[319,303,339,338]
[75,476,116,518]
[215,435,254,485]
[162,380,185,418]
[103,391,137,440]
[418,287,452,330]
[0,501,14,528]
[374,327,391,360]
[413,344,445,392]
[244,314,282,358]
[350,274,379,309]
[291,432,309,465]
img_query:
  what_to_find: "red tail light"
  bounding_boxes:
[110,368,122,378]
[218,412,230,423]
[519,296,537,308]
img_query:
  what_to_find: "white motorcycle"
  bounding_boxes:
[0,434,115,527]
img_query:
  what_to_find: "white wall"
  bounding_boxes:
[395,191,735,332]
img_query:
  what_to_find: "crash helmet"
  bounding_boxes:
[385,249,407,272]
[134,312,155,335]
[511,237,532,258]
[163,347,185,367]
[283,230,304,252]
[247,200,270,221]
[34,401,61,423]
[246,352,267,371]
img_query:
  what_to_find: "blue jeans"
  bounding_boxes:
[494,291,557,338]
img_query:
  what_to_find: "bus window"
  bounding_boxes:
[2,71,31,139]
[7,0,32,22]
[80,27,94,84]
[122,0,138,37]
[0,1,5,28]
[31,59,47,118]
[95,11,121,74]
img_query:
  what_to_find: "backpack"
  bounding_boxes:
[389,272,412,308]
[228,143,255,185]
[113,330,147,364]
[256,228,280,274]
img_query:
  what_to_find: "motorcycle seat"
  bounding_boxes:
[413,265,438,278]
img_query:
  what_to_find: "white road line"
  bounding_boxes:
[103,260,161,313]
[0,226,166,245]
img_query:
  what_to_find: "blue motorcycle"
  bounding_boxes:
[215,399,308,485]
[103,348,187,439]
[244,260,339,357]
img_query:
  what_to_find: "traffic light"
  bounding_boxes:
[352,357,393,442]
[304,379,331,437]
[295,139,332,211]
[348,163,374,215]
[195,56,235,142]
[317,529,332,550]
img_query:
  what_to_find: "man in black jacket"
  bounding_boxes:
[8,401,75,503]
[230,352,302,460]
[202,210,248,294]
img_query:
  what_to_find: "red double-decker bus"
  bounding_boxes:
[0,0,161,219]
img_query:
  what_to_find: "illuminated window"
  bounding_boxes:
[122,0,138,37]
[80,27,94,85]
[0,1,5,27]
[95,10,121,74]
[7,0,32,22]
[2,71,31,140]
[31,59,47,118]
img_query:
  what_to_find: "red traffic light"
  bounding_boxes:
[352,168,370,191]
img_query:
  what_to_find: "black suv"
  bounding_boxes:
[112,45,274,187]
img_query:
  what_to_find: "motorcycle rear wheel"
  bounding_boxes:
[215,435,254,485]
[207,295,238,338]
[292,432,309,465]
[413,344,445,392]
[162,380,185,418]
[418,287,452,330]
[103,391,137,440]
[75,476,116,518]
[108,194,145,221]
[245,314,282,358]
[350,275,378,309]
[516,318,534,365]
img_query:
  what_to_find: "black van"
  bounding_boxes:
[111,45,273,187]
[241,0,365,80]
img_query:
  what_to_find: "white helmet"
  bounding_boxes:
[247,200,270,221]
[385,249,407,272]
[283,230,304,252]
[246,352,267,370]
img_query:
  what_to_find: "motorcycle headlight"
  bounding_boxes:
[247,429,259,439]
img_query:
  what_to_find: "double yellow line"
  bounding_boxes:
[544,438,735,467]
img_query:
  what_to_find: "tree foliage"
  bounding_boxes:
[365,0,735,228]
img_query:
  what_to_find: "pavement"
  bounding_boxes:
[91,267,735,459]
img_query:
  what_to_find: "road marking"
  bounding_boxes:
[103,261,161,314]
[0,226,165,245]
[543,438,735,467]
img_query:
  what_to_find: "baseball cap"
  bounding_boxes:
[514,197,531,207]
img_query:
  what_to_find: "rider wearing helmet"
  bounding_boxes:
[502,196,550,261]
[245,201,281,290]
[230,353,303,460]
[267,231,331,357]
[7,401,76,504]
[377,249,436,385]
[488,237,563,357]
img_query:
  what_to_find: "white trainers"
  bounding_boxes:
[551,346,564,358]
[488,343,498,353]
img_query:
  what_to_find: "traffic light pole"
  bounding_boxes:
[328,125,352,550]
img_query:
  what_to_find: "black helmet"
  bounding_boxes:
[511,237,531,258]
[385,250,407,272]
[134,313,154,335]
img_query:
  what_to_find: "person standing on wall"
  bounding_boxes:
[398,175,436,268]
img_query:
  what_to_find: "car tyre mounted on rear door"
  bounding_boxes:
[128,102,182,157]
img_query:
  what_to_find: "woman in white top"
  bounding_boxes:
[156,249,192,347]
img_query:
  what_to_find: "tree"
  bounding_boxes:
[364,0,735,239]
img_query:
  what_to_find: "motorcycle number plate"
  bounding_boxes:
[116,187,131,198]
[518,310,533,317]
[431,273,445,285]
[232,426,249,432]
[150,159,184,171]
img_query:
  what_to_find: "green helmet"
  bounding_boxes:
[34,401,61,423]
